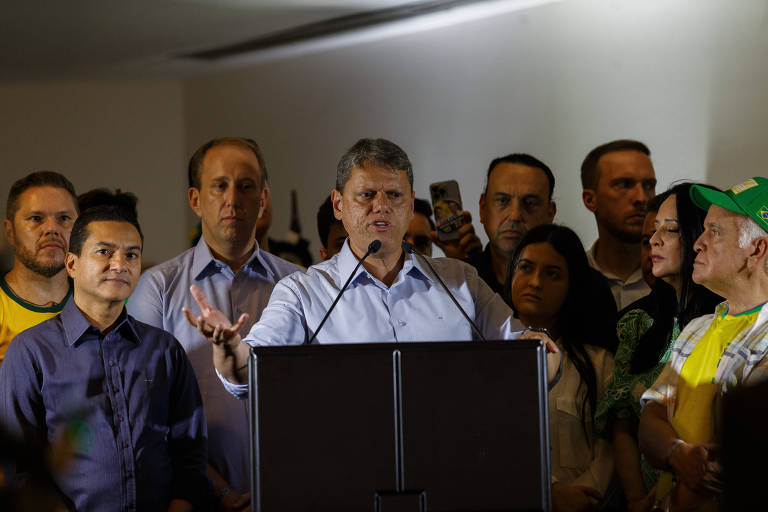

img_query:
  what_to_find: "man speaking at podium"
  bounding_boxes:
[184,138,554,397]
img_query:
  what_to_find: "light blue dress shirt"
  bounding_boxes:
[220,241,525,398]
[128,237,301,493]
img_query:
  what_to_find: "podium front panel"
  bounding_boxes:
[400,342,550,511]
[253,346,397,512]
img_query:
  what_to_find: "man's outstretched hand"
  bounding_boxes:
[182,285,249,348]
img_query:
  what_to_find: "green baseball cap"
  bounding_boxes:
[690,177,768,233]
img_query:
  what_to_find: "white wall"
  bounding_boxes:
[184,0,768,257]
[0,80,187,266]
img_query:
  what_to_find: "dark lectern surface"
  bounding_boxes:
[253,347,396,510]
[400,343,548,511]
[249,341,551,512]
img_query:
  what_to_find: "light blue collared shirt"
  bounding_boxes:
[128,237,301,493]
[221,241,524,398]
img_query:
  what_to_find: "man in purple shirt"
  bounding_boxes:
[0,204,207,512]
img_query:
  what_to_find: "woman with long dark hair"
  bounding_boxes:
[505,224,616,512]
[594,182,722,511]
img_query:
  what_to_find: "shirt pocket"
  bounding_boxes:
[555,396,591,470]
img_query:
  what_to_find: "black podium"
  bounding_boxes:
[247,341,552,512]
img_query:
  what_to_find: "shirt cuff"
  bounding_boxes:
[639,384,670,410]
[215,367,248,400]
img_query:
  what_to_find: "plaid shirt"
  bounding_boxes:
[641,301,768,420]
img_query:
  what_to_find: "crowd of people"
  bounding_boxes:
[0,135,766,512]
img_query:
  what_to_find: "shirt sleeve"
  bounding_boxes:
[0,336,46,448]
[640,360,677,410]
[243,278,309,346]
[572,436,614,493]
[167,339,209,506]
[594,309,652,436]
[214,279,308,399]
[215,367,249,400]
[640,314,715,411]
[127,270,165,329]
[464,264,525,340]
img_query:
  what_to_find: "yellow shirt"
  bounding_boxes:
[672,305,761,444]
[0,275,71,363]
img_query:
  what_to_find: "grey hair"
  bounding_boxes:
[737,216,768,274]
[335,138,413,192]
[737,216,766,248]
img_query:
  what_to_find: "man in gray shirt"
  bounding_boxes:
[128,137,300,510]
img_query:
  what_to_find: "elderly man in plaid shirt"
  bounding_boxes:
[638,177,768,511]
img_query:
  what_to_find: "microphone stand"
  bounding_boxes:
[402,240,486,341]
[307,239,382,344]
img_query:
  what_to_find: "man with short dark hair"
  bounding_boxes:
[639,177,768,510]
[182,138,556,398]
[317,195,348,261]
[467,153,556,294]
[0,204,208,512]
[1,171,78,363]
[128,137,301,508]
[581,140,657,309]
[404,198,435,256]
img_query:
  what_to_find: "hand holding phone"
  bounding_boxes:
[429,180,465,242]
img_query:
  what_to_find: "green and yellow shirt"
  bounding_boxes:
[0,274,71,363]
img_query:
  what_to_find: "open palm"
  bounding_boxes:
[182,284,250,345]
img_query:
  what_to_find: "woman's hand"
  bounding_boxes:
[519,329,559,353]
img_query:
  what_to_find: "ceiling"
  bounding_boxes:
[0,0,507,82]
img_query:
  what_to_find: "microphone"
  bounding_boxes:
[307,239,382,344]
[402,240,486,341]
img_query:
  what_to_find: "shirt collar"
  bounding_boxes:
[714,301,730,318]
[718,300,768,319]
[335,240,434,287]
[191,235,270,281]
[61,298,139,346]
[404,250,435,284]
[336,240,369,286]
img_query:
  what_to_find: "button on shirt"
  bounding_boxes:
[0,299,208,512]
[587,241,650,310]
[127,237,301,493]
[221,241,525,398]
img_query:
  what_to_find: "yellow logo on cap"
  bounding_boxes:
[731,179,759,194]
[761,208,768,220]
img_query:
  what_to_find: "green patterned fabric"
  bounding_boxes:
[594,308,679,490]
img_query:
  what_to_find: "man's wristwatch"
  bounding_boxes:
[217,486,231,499]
